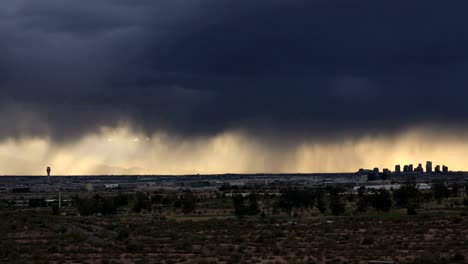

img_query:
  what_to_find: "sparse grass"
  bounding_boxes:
[1,200,468,263]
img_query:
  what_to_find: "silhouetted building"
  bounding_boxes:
[403,165,409,172]
[408,164,413,172]
[416,163,423,173]
[442,165,448,173]
[373,167,379,173]
[383,168,390,174]
[395,165,401,173]
[435,165,441,173]
[426,161,432,173]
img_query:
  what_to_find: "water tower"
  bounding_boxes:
[46,166,51,182]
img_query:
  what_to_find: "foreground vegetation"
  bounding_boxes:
[1,180,468,263]
[2,208,468,263]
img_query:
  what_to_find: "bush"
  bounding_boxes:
[361,237,374,245]
[407,207,418,215]
[370,189,392,212]
[126,241,144,252]
[452,252,465,262]
[0,240,18,260]
[117,228,129,241]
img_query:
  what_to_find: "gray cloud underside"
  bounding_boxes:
[1,0,468,142]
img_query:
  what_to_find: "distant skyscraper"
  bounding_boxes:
[373,167,379,173]
[408,164,413,172]
[395,165,401,173]
[442,165,448,173]
[435,165,441,173]
[426,161,432,173]
[403,165,409,172]
[416,163,423,173]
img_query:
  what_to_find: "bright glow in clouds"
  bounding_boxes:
[0,126,466,175]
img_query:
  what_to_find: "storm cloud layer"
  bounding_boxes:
[2,0,468,142]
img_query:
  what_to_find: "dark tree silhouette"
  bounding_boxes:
[328,187,345,216]
[315,188,327,214]
[181,191,196,216]
[247,193,259,215]
[393,179,421,214]
[132,192,152,213]
[278,189,296,216]
[232,194,247,218]
[370,189,392,212]
[356,187,370,212]
[431,182,450,201]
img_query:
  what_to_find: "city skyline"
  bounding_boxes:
[0,125,467,175]
[2,1,468,175]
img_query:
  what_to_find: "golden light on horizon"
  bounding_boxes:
[0,126,466,175]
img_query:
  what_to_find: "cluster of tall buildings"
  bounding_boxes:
[394,161,448,174]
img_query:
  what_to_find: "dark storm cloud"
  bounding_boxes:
[1,0,468,141]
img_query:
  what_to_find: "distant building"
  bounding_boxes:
[416,163,423,173]
[373,167,379,173]
[383,168,390,174]
[395,165,401,173]
[426,161,432,173]
[435,165,441,173]
[442,165,449,173]
[408,164,413,172]
[104,184,119,189]
[403,165,409,172]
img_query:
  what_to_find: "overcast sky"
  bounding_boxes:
[1,1,468,174]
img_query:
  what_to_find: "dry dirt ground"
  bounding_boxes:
[1,209,467,263]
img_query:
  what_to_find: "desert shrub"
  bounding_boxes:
[101,198,117,215]
[328,188,345,216]
[361,237,374,245]
[116,228,129,241]
[181,191,196,215]
[176,237,193,252]
[228,253,242,263]
[126,240,144,252]
[369,189,392,212]
[0,240,18,260]
[70,229,88,243]
[407,207,418,215]
[132,192,152,213]
[452,252,465,262]
[47,243,61,253]
[431,182,450,201]
[52,204,60,215]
